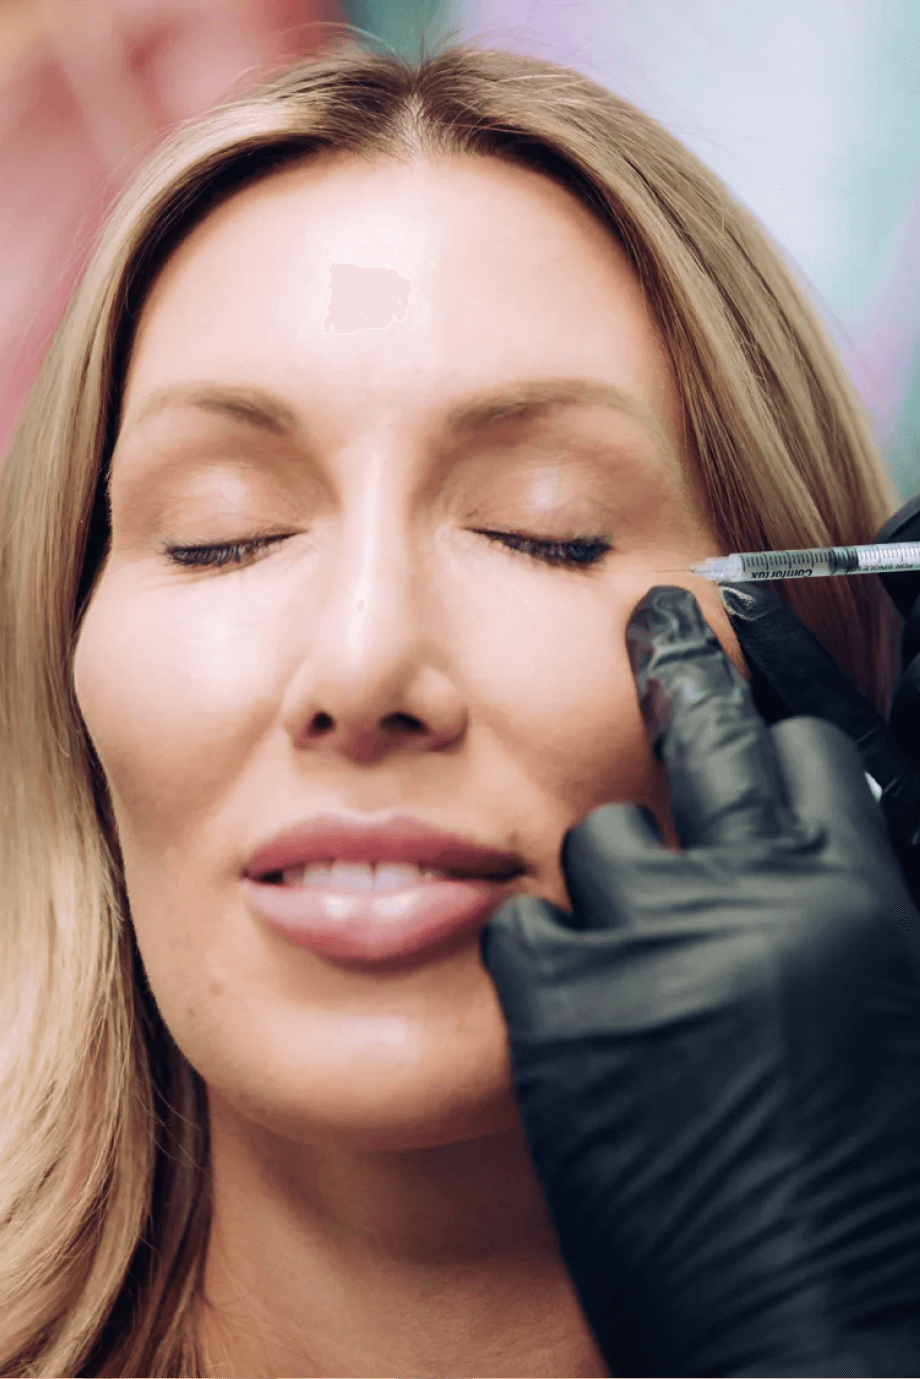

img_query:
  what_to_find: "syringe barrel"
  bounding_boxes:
[854,542,920,573]
[704,543,920,581]
[722,548,844,580]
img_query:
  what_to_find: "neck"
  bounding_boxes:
[196,1105,610,1378]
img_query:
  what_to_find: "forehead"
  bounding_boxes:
[121,152,681,462]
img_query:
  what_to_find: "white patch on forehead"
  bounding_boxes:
[324,262,412,334]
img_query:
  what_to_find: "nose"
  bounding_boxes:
[280,491,468,765]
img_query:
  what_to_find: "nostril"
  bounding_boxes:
[385,712,425,733]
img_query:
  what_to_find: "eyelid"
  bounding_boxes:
[478,529,611,570]
[159,531,293,570]
[160,526,614,573]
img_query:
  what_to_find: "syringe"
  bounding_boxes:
[687,542,920,583]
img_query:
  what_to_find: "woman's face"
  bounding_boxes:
[74,154,742,1150]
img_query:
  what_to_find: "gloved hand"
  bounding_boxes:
[869,493,920,843]
[480,585,920,1378]
[720,492,920,908]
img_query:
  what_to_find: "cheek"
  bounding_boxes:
[446,570,666,816]
[71,559,718,906]
[475,573,749,845]
[72,576,279,851]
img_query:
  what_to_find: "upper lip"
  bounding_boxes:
[244,813,527,882]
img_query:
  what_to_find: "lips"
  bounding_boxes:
[241,872,523,964]
[244,813,526,883]
[242,813,527,964]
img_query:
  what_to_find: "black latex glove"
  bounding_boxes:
[480,585,920,1378]
[720,492,920,907]
[877,493,920,769]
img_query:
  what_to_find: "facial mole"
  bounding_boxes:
[325,263,413,334]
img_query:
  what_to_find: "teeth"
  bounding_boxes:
[279,860,451,889]
[374,862,444,891]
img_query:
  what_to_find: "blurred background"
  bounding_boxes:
[1,0,918,501]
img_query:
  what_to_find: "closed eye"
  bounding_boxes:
[161,529,613,572]
[477,530,612,570]
[161,533,292,569]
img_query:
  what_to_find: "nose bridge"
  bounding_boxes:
[283,442,462,758]
[333,455,419,671]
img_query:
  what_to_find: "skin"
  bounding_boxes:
[73,152,747,1378]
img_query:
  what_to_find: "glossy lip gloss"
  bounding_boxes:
[240,871,523,964]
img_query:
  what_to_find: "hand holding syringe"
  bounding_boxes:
[682,541,920,581]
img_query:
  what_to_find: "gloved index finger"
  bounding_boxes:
[625,585,796,849]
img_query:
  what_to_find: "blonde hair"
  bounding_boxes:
[0,41,902,1377]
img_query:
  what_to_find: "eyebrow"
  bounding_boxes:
[122,377,668,448]
[127,384,299,437]
[444,377,663,442]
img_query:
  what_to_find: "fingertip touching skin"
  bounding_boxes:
[72,153,748,1377]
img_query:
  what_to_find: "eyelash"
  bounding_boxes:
[161,529,612,571]
[479,530,611,569]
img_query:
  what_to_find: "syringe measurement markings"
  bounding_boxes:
[686,541,920,582]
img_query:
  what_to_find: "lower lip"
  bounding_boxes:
[240,874,522,963]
